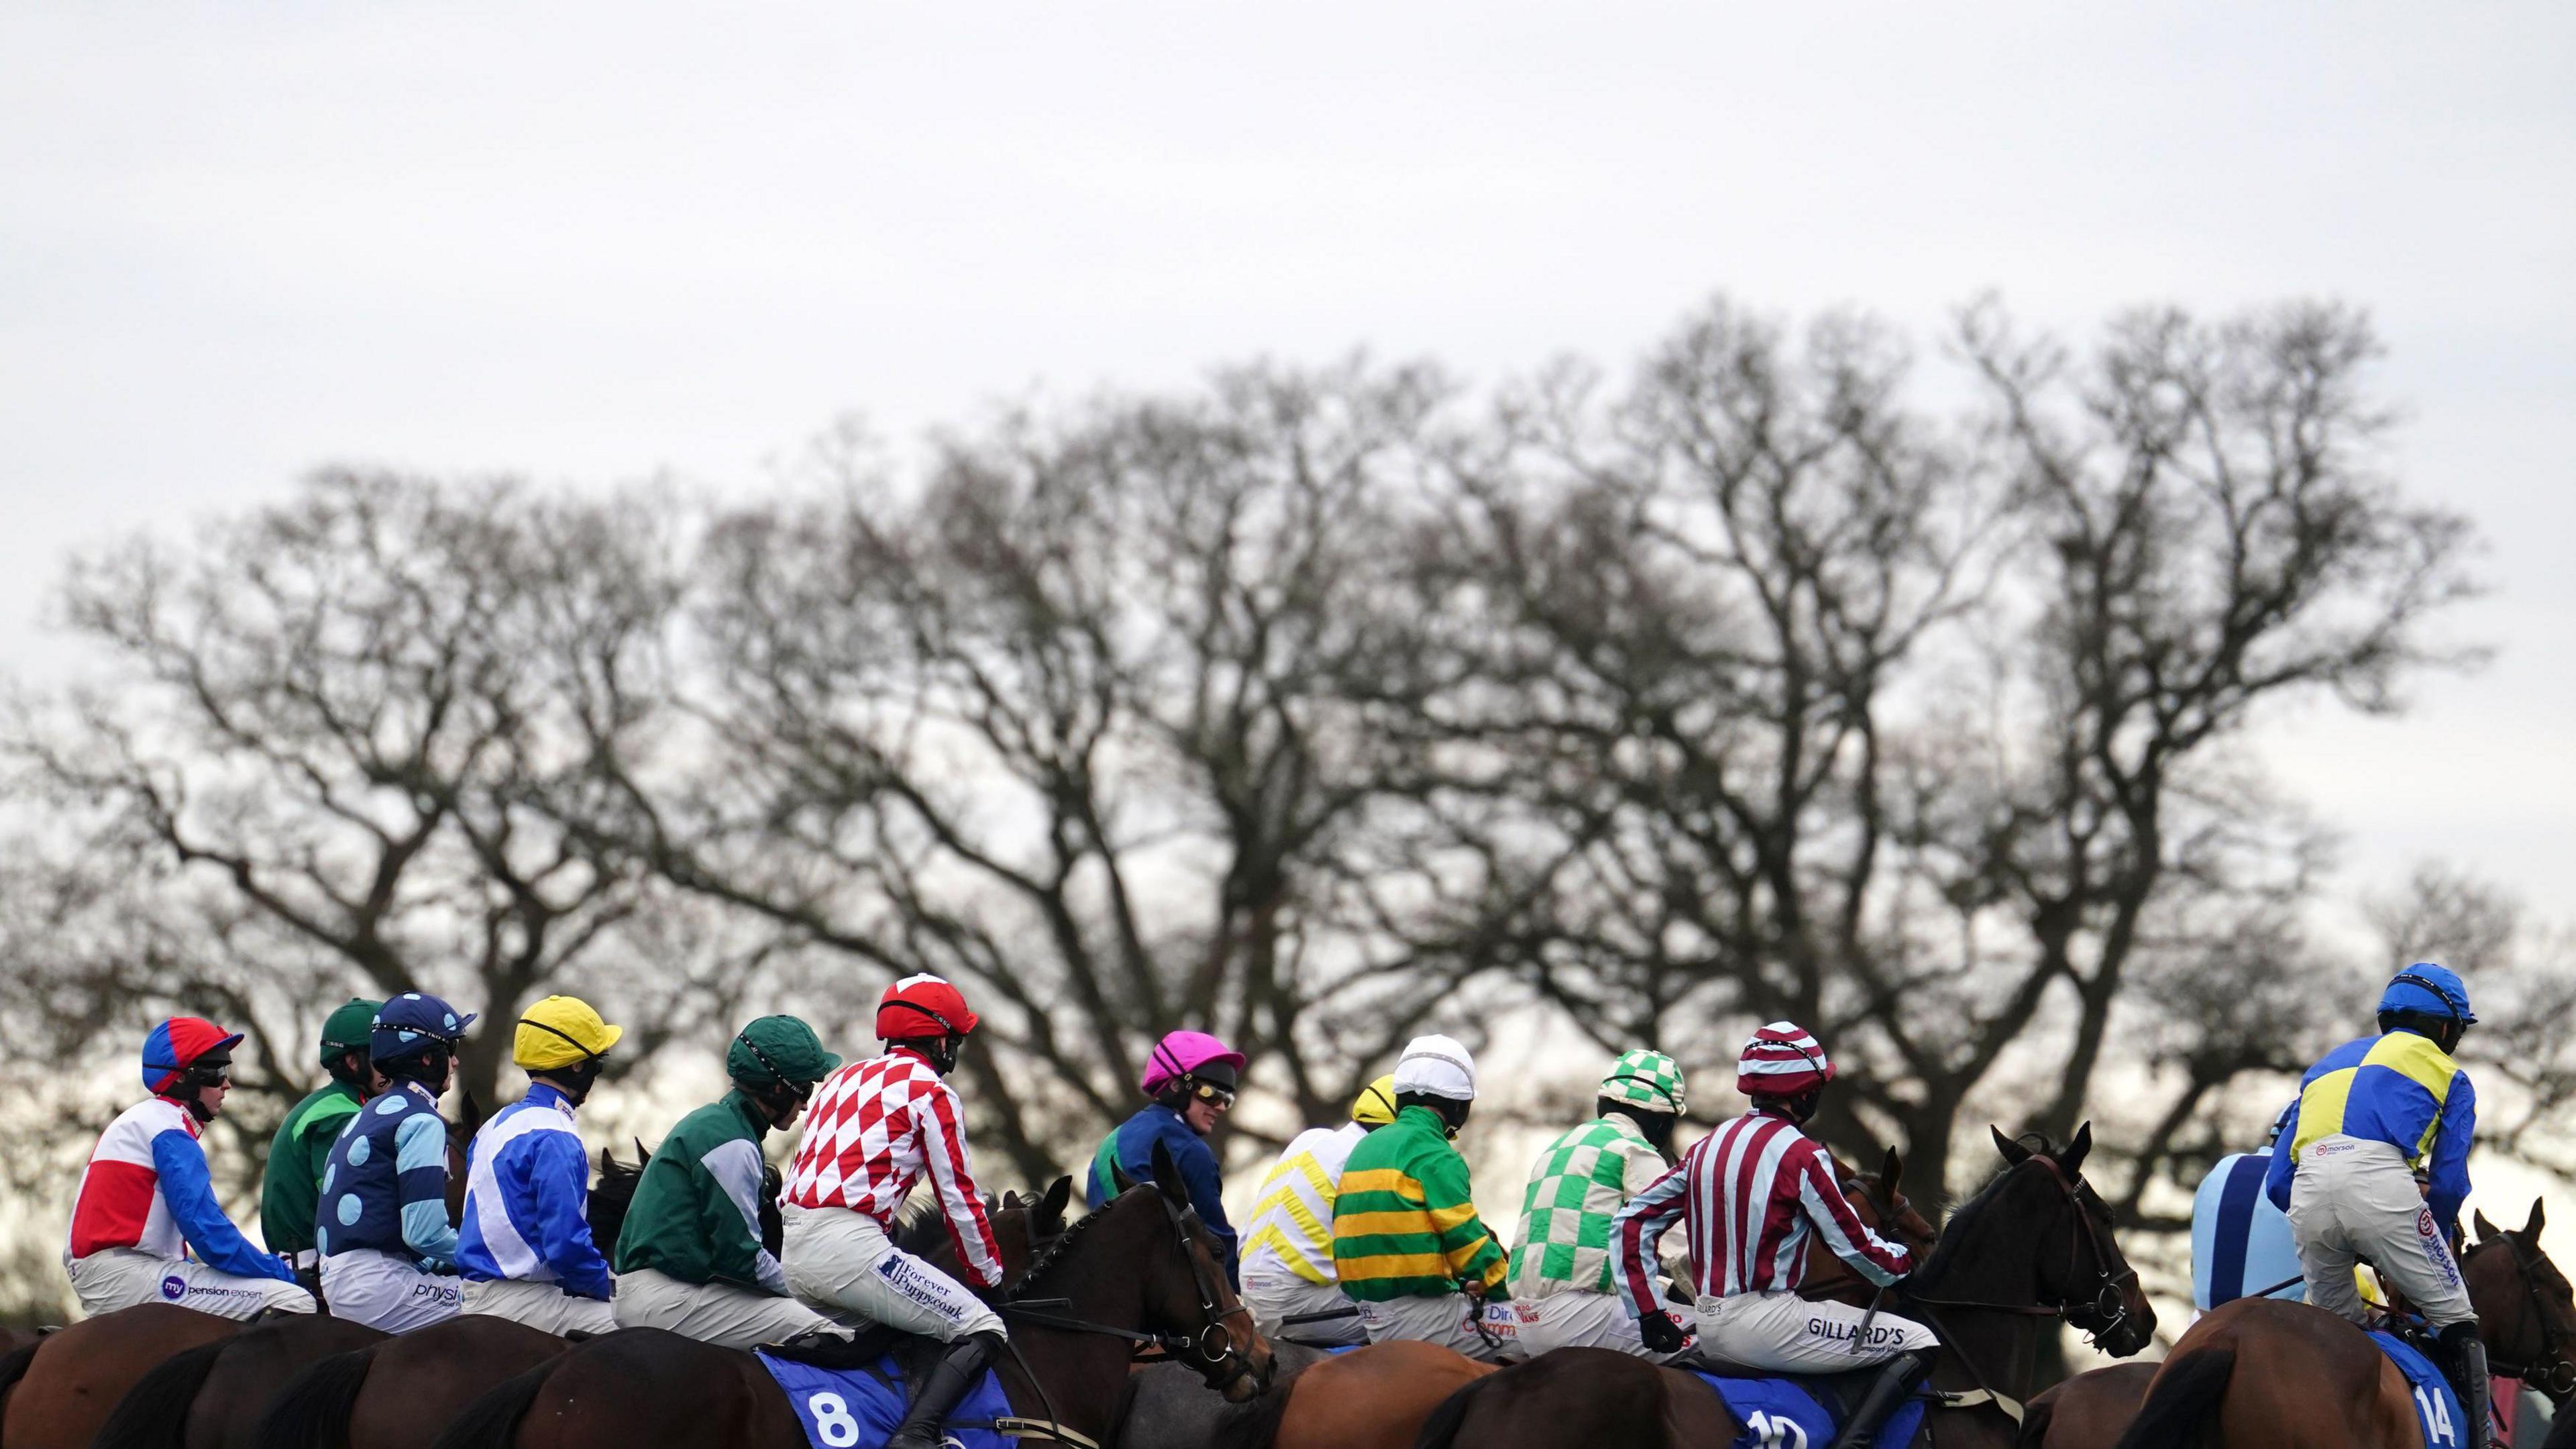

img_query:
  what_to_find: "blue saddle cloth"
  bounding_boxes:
[2371,1332,2468,1449]
[756,1350,1016,1449]
[1690,1372,1928,1449]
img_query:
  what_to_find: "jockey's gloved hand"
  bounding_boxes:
[1640,1309,1688,1355]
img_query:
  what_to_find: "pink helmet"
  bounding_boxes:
[1141,1030,1245,1096]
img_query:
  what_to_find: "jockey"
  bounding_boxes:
[612,1015,842,1348]
[782,975,1010,1449]
[64,1018,314,1320]
[1613,1023,1929,1449]
[1331,1034,1515,1360]
[260,997,383,1273]
[2263,963,2489,1446]
[1511,1050,1690,1359]
[1238,1074,1399,1346]
[455,995,625,1335]
[1086,1030,1246,1286]
[319,992,476,1332]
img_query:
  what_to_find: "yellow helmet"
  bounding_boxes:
[1350,1074,1400,1126]
[514,996,623,1072]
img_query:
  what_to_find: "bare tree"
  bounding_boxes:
[584,365,1501,1183]
[0,471,710,1161]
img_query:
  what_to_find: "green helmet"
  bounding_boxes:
[321,998,384,1065]
[1599,1049,1686,1115]
[727,1015,842,1089]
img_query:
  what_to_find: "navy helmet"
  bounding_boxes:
[2378,963,2475,1026]
[371,991,477,1064]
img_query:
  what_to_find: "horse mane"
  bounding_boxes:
[1003,1188,1128,1301]
[1914,1132,2061,1284]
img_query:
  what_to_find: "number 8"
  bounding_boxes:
[808,1391,861,1448]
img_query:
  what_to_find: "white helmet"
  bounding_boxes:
[1392,1034,1477,1102]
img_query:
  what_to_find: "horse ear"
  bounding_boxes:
[1992,1126,2032,1165]
[634,1136,651,1167]
[1038,1175,1073,1232]
[2476,1210,2501,1244]
[2529,1199,2548,1238]
[2061,1122,2094,1175]
[1150,1137,1187,1201]
[1878,1146,1904,1199]
[1002,1190,1023,1212]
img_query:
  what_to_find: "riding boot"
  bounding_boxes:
[1825,1350,1931,1449]
[885,1332,1004,1449]
[2435,1323,2498,1449]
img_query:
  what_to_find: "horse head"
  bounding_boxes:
[1973,1123,2155,1356]
[2468,1199,2576,1401]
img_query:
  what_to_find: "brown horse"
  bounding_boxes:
[1415,1126,2153,1449]
[252,1161,1020,1449]
[91,1313,386,1449]
[1114,1145,1939,1449]
[0,1305,240,1449]
[429,1144,1263,1449]
[2033,1197,2576,1449]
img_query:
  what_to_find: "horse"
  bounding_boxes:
[428,1141,1264,1449]
[255,1169,1063,1449]
[85,1146,649,1449]
[1114,1145,1938,1449]
[2022,1363,2156,1449]
[2106,1196,2576,1449]
[0,1305,241,1449]
[1413,1124,2153,1449]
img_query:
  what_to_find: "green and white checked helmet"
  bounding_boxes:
[1598,1049,1686,1115]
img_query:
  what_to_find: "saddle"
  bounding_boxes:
[1670,1351,1888,1422]
[756,1329,1019,1449]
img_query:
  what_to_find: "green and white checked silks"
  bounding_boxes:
[1597,1049,1686,1114]
[1508,1112,1671,1298]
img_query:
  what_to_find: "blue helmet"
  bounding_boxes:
[2378,963,2476,1026]
[371,991,477,1064]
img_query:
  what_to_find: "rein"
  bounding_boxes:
[2471,1234,2576,1401]
[996,1186,1262,1393]
[1897,1152,2138,1428]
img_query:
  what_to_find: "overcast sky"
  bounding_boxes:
[5,3,2571,928]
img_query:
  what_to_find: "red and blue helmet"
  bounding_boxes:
[142,1017,243,1095]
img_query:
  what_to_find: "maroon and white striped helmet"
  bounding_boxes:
[1735,1021,1833,1098]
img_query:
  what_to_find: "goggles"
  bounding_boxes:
[1186,1079,1236,1110]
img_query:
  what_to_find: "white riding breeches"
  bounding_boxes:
[65,1248,315,1322]
[1242,1273,1368,1346]
[1693,1289,1937,1373]
[460,1276,619,1336]
[2287,1134,2474,1329]
[780,1203,1006,1342]
[612,1267,839,1350]
[1513,1287,1690,1359]
[1355,1293,1523,1362]
[320,1249,462,1333]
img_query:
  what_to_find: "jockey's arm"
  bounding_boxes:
[1792,1148,1910,1287]
[2424,1072,2477,1236]
[916,1083,1007,1291]
[2262,1095,2302,1212]
[699,1136,789,1295]
[392,1112,460,1269]
[522,1129,614,1299]
[1611,1159,1690,1321]
[150,1129,297,1283]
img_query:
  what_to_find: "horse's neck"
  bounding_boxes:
[1908,1208,2050,1404]
[995,1229,1145,1440]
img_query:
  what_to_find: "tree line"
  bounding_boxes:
[5,294,2567,1298]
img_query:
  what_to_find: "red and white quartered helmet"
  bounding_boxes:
[876,974,980,1041]
[1736,1021,1833,1099]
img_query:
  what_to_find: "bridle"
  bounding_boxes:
[999,1185,1267,1395]
[1902,1152,2139,1345]
[2469,1232,2576,1401]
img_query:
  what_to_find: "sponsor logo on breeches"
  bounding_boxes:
[875,1254,969,1322]
[1808,1317,1908,1348]
[165,1277,261,1305]
[2416,1208,2465,1287]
